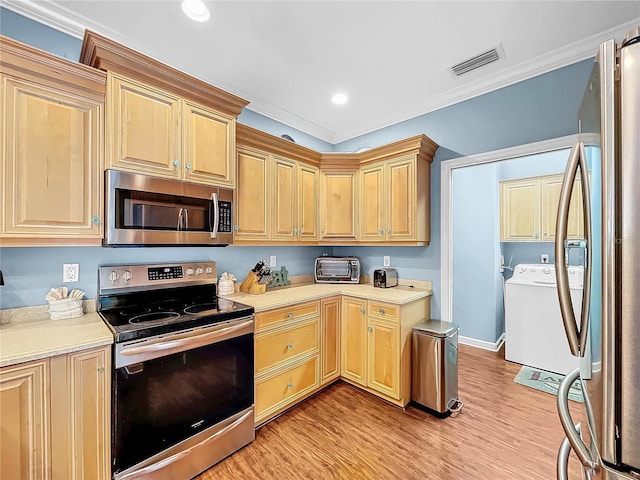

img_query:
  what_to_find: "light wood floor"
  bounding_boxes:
[197,345,586,479]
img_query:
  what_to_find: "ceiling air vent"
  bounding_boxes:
[450,45,503,77]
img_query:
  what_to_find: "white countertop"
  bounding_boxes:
[227,283,431,312]
[0,306,114,368]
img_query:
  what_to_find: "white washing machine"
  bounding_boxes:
[505,263,587,375]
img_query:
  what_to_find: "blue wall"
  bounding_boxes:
[0,9,595,343]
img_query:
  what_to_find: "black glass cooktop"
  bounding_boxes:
[98,285,254,343]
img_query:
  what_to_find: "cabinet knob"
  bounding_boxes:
[185,162,192,169]
[287,383,294,389]
[386,228,391,234]
[299,228,304,234]
[91,216,100,224]
[97,367,104,373]
[287,312,293,318]
[287,343,293,350]
[379,308,385,315]
[293,228,298,234]
[367,326,373,333]
[172,160,180,167]
[378,229,384,235]
[360,308,365,314]
[234,225,240,231]
[534,232,539,238]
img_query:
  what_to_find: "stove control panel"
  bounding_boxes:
[99,262,218,293]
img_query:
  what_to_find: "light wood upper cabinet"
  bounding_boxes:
[320,169,358,241]
[359,154,427,243]
[297,163,320,241]
[235,147,270,240]
[107,73,180,178]
[0,37,106,246]
[500,173,585,242]
[107,73,236,187]
[0,359,50,480]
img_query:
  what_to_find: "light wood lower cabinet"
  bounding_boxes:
[320,297,340,385]
[254,301,320,425]
[0,346,111,480]
[340,296,428,406]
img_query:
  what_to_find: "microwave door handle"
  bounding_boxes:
[555,142,581,356]
[577,142,592,356]
[177,208,184,231]
[211,192,219,239]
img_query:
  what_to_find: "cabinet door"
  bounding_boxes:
[271,156,297,241]
[387,156,416,241]
[1,75,103,239]
[0,359,49,480]
[367,318,400,399]
[108,73,181,178]
[297,163,320,241]
[320,297,340,385]
[321,171,358,240]
[50,347,110,480]
[235,147,269,240]
[541,175,584,241]
[340,297,367,385]
[360,164,385,242]
[500,179,541,241]
[182,100,235,187]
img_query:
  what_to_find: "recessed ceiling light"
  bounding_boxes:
[331,93,348,105]
[182,0,210,22]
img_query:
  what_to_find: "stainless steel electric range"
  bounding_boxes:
[97,261,255,480]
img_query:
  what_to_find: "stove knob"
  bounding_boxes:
[122,271,132,282]
[205,266,213,275]
[108,271,119,283]
[195,267,203,275]
[186,268,194,276]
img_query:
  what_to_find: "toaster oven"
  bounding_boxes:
[314,256,360,283]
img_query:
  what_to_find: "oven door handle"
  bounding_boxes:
[116,318,254,367]
[118,409,253,480]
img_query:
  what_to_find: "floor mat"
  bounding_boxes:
[513,365,584,403]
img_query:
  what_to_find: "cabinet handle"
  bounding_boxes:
[287,312,293,318]
[378,229,384,235]
[534,231,539,238]
[299,228,304,234]
[293,228,298,234]
[287,383,294,389]
[387,228,391,234]
[359,308,365,314]
[91,216,100,224]
[367,326,373,333]
[185,162,192,169]
[379,308,385,315]
[172,160,180,167]
[234,225,239,231]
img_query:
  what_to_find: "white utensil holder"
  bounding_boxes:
[218,279,235,296]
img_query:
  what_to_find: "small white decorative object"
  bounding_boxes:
[218,272,236,296]
[45,287,85,320]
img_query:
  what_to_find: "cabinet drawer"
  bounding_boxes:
[367,301,399,321]
[255,356,319,420]
[255,301,320,331]
[255,319,319,374]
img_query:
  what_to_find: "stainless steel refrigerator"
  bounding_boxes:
[554,27,640,480]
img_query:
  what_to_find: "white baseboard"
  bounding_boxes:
[459,333,505,352]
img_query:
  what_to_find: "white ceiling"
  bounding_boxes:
[4,1,640,144]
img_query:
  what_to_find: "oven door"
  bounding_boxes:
[112,317,254,476]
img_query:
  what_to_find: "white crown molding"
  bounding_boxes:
[1,0,86,38]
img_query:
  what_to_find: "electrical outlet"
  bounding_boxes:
[269,256,277,267]
[63,263,79,283]
[541,254,549,264]
[383,256,390,267]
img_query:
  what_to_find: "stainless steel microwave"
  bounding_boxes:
[314,256,360,283]
[104,170,234,247]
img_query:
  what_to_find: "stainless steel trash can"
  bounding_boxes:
[411,319,462,417]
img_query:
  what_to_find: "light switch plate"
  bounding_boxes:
[269,256,277,267]
[541,254,549,264]
[383,256,390,267]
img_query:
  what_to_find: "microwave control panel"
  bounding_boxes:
[218,201,232,233]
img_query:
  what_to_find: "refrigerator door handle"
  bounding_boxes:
[555,141,591,357]
[557,423,581,480]
[556,368,597,471]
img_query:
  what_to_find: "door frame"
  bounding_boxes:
[440,133,598,325]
